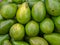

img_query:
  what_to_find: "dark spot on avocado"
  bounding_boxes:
[52,10,54,12]
[26,4,28,8]
[25,3,28,8]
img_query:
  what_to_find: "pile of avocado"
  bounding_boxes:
[0,0,60,45]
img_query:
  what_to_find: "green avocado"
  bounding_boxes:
[25,21,39,37]
[0,34,9,45]
[12,41,29,45]
[16,2,31,24]
[2,40,12,45]
[0,19,15,34]
[40,18,54,34]
[45,0,60,16]
[1,4,17,19]
[44,33,60,45]
[32,1,46,22]
[10,23,25,41]
[29,37,48,45]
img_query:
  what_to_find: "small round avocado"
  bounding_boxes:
[40,18,54,34]
[10,23,25,41]
[1,4,17,19]
[25,21,39,37]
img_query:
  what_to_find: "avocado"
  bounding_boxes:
[29,37,48,45]
[2,40,12,45]
[40,18,54,34]
[10,23,25,41]
[16,2,31,24]
[0,19,15,34]
[25,20,39,37]
[0,34,9,45]
[44,33,60,45]
[1,4,17,19]
[32,1,46,22]
[45,0,60,16]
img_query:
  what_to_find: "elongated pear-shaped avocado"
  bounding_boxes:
[44,33,60,45]
[12,41,29,45]
[16,2,31,24]
[0,20,15,34]
[29,37,48,45]
[10,23,25,41]
[32,1,46,22]
[0,34,9,45]
[2,40,12,45]
[45,0,60,16]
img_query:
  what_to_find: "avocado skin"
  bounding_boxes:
[32,1,46,22]
[16,2,31,24]
[12,41,29,45]
[45,0,60,16]
[44,33,60,45]
[10,23,25,41]
[0,34,9,45]
[29,37,48,45]
[2,40,12,45]
[1,4,17,19]
[0,20,15,34]
[40,18,54,34]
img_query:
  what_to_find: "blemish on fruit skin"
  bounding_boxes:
[26,4,28,8]
[24,2,28,8]
[52,10,54,12]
